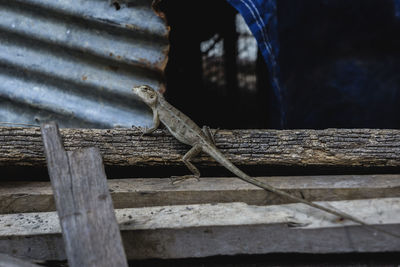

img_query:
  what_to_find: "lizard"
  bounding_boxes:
[132,84,400,238]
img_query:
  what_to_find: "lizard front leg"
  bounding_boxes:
[139,110,160,139]
[171,144,202,184]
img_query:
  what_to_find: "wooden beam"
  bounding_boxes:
[1,174,400,214]
[1,199,400,260]
[41,123,127,267]
[1,127,400,168]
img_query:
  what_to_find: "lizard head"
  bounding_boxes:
[132,85,158,106]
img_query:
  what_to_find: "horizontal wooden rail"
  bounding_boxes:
[1,199,399,260]
[1,127,400,169]
[1,174,399,214]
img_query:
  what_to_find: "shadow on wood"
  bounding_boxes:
[0,253,39,267]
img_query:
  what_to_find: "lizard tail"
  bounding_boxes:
[202,143,400,239]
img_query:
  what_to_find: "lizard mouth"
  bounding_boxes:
[132,87,139,94]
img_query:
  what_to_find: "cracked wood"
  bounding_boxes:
[1,127,400,168]
[40,123,127,267]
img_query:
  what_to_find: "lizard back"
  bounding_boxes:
[156,93,207,146]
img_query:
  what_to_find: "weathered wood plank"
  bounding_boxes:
[41,123,127,267]
[1,127,400,168]
[1,174,400,214]
[0,253,39,267]
[1,199,400,260]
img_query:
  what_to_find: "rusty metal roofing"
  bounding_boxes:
[0,0,169,128]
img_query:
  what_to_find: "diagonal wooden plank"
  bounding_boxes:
[41,122,127,267]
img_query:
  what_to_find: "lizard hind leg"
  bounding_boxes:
[170,144,203,184]
[202,126,219,145]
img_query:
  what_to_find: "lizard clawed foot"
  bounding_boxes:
[139,127,148,140]
[170,175,200,185]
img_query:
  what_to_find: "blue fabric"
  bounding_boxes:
[228,0,279,65]
[227,0,285,127]
[228,0,400,129]
[394,0,400,17]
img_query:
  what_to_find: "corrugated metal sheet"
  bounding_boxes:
[0,0,169,128]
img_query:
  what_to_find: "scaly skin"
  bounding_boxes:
[132,85,400,238]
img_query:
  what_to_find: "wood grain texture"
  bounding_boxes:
[1,199,400,260]
[1,127,400,169]
[0,253,39,267]
[41,123,127,267]
[1,174,400,214]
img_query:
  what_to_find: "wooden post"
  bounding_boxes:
[40,122,127,267]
